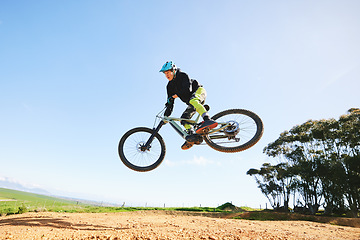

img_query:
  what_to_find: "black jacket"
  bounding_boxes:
[166,70,200,105]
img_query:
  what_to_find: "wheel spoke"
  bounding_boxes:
[123,131,161,167]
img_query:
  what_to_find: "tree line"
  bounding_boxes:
[247,108,360,217]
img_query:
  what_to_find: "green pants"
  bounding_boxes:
[181,87,207,130]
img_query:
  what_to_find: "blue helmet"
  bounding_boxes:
[159,61,177,72]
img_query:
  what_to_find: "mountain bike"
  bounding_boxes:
[118,105,263,172]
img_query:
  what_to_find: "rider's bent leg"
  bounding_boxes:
[180,88,206,150]
[180,87,217,139]
[189,87,218,134]
[180,87,207,131]
[188,87,207,117]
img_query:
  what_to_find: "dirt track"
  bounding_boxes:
[0,211,359,239]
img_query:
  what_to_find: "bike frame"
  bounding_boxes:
[142,111,231,150]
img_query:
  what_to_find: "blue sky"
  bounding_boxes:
[1,0,359,208]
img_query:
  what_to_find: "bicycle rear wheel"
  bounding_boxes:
[204,109,263,153]
[118,127,166,172]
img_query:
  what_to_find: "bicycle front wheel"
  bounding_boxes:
[118,127,166,172]
[204,109,263,153]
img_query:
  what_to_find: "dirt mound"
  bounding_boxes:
[217,202,245,212]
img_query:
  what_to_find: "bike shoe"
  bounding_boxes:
[185,133,203,145]
[196,120,218,134]
[181,141,194,150]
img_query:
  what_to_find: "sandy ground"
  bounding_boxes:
[0,211,359,240]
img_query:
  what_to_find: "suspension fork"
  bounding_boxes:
[142,120,166,151]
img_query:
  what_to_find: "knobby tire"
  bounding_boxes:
[118,127,166,172]
[204,109,263,153]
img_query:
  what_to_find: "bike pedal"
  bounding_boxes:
[197,127,210,135]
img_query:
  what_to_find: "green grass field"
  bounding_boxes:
[0,187,90,215]
[0,188,237,216]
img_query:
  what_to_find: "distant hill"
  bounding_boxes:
[0,187,75,204]
[0,177,118,207]
[0,177,50,195]
[0,187,118,212]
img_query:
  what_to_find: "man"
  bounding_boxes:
[160,61,218,150]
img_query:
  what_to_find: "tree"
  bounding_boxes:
[337,108,360,217]
[247,162,296,211]
[263,120,324,214]
[249,109,360,216]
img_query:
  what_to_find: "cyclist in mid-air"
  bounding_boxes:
[160,61,218,150]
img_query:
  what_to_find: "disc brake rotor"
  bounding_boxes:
[225,120,240,135]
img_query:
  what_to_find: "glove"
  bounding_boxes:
[164,97,174,116]
[164,104,173,117]
[165,97,174,107]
